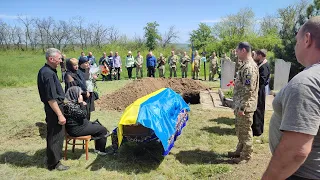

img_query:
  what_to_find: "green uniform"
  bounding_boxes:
[231,53,241,79]
[233,57,259,161]
[193,55,201,80]
[168,55,179,77]
[208,56,218,81]
[157,57,166,78]
[180,55,190,78]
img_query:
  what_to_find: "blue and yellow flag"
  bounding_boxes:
[117,88,190,155]
[191,43,195,72]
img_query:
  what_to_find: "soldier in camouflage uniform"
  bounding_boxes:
[228,42,259,164]
[220,53,232,63]
[180,51,190,78]
[168,51,179,78]
[208,52,218,81]
[193,50,201,80]
[231,49,242,79]
[157,53,166,78]
[135,51,143,79]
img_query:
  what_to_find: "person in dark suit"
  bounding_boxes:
[37,48,69,171]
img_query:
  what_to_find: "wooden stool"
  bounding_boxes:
[64,134,91,160]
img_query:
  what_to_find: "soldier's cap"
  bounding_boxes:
[257,49,267,57]
[237,42,251,52]
[128,51,132,54]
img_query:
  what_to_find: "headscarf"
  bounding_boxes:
[65,86,83,103]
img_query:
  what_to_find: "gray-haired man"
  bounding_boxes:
[37,48,69,171]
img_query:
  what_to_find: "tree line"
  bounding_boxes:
[189,0,319,79]
[0,16,179,52]
[0,0,319,78]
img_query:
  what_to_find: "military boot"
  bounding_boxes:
[228,143,242,158]
[227,151,240,158]
[233,152,251,164]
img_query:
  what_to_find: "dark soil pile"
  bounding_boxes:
[96,78,209,111]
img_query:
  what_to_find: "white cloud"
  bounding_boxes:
[0,14,29,20]
[200,18,222,23]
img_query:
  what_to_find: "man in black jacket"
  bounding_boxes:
[37,48,69,171]
[252,49,270,136]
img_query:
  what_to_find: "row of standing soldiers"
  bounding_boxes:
[159,50,238,80]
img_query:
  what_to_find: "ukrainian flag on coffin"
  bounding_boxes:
[117,88,190,155]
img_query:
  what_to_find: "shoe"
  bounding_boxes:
[227,151,240,158]
[233,157,250,164]
[55,163,70,171]
[48,162,69,171]
[96,151,107,156]
[95,149,110,156]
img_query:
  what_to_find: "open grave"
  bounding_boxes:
[96,78,215,111]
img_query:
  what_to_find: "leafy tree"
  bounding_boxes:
[189,23,214,52]
[273,0,318,79]
[144,21,161,51]
[213,8,255,40]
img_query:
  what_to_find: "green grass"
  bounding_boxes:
[0,51,272,179]
[0,51,217,88]
[0,79,272,179]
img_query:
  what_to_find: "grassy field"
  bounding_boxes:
[0,78,272,180]
[0,51,273,179]
[0,51,216,88]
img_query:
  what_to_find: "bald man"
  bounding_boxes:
[262,16,320,180]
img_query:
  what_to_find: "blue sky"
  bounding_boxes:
[0,0,308,43]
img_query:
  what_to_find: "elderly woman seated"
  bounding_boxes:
[64,86,109,155]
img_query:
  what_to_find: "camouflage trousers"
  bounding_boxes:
[181,66,188,78]
[193,66,200,80]
[158,66,165,77]
[234,110,254,159]
[170,67,177,77]
[209,67,217,81]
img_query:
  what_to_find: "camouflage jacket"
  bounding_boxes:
[168,55,179,68]
[157,57,166,68]
[193,55,201,68]
[180,55,190,67]
[208,56,218,68]
[230,54,237,62]
[233,58,259,112]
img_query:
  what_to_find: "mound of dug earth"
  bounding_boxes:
[96,78,209,111]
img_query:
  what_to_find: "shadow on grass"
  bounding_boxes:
[209,117,235,126]
[35,122,47,139]
[86,141,164,174]
[201,126,235,136]
[174,149,233,164]
[0,148,84,169]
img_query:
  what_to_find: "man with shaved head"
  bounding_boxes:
[228,42,259,164]
[87,52,96,66]
[262,16,320,180]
